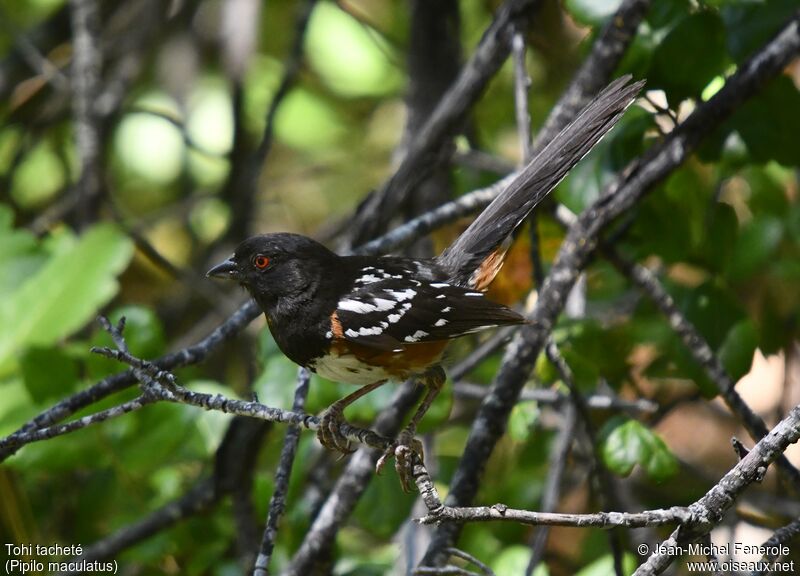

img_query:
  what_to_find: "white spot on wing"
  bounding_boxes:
[431,283,450,288]
[373,298,397,311]
[339,299,375,313]
[387,289,416,301]
[434,319,448,327]
[356,274,382,284]
[404,330,429,342]
[465,292,483,297]
[339,297,396,313]
[442,307,452,312]
[436,294,446,299]
[358,326,383,336]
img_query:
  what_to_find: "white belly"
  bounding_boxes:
[311,353,392,385]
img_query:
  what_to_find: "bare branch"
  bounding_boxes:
[283,383,422,575]
[253,368,311,575]
[0,302,261,460]
[221,0,318,241]
[68,0,102,226]
[633,403,800,575]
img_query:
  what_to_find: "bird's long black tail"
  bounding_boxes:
[438,75,644,288]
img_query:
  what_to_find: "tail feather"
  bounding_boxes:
[438,75,645,287]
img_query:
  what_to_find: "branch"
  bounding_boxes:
[421,8,800,567]
[346,0,538,246]
[253,368,311,575]
[59,416,272,571]
[419,505,691,529]
[546,340,627,575]
[68,0,102,226]
[453,381,658,415]
[409,398,800,576]
[283,382,422,575]
[221,0,317,241]
[633,403,800,575]
[529,0,651,158]
[525,402,576,575]
[0,302,258,460]
[357,174,518,256]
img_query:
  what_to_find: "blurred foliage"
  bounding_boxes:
[0,0,799,574]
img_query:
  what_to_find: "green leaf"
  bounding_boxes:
[508,401,540,442]
[0,206,47,298]
[20,346,80,404]
[672,280,744,349]
[649,11,728,106]
[701,201,738,272]
[492,545,548,576]
[575,552,637,576]
[600,417,679,481]
[353,465,416,538]
[726,215,783,280]
[646,0,690,30]
[557,319,633,387]
[727,77,800,166]
[0,224,134,375]
[254,352,302,410]
[721,0,799,62]
[718,320,758,381]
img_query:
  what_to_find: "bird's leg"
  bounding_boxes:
[376,365,445,492]
[318,379,386,454]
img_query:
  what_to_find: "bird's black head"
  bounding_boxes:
[207,233,337,308]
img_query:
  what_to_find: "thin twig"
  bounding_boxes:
[282,382,423,575]
[253,368,311,575]
[525,402,577,575]
[221,0,318,240]
[415,547,496,576]
[545,340,627,576]
[0,302,261,460]
[453,381,658,415]
[633,403,800,576]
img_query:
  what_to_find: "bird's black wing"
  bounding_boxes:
[332,276,525,352]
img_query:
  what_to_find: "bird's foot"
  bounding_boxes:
[376,427,424,493]
[317,404,355,454]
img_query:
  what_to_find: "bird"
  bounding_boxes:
[208,76,643,490]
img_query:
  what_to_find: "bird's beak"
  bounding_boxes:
[207,257,240,280]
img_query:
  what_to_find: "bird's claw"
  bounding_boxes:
[317,405,354,455]
[376,428,424,493]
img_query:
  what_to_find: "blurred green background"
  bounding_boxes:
[1,0,799,574]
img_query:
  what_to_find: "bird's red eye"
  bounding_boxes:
[254,255,270,269]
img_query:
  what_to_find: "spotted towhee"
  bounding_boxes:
[208,76,643,488]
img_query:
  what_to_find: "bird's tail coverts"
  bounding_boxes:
[438,75,645,287]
